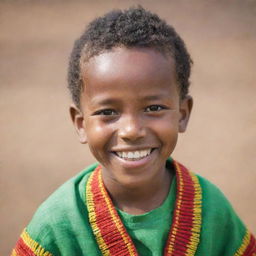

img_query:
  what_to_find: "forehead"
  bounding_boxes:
[81,47,178,104]
[83,47,175,79]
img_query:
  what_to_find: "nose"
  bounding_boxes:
[118,114,146,141]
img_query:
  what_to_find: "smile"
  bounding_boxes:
[114,149,153,161]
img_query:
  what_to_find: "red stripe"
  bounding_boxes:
[14,237,36,256]
[243,234,256,255]
[165,161,198,256]
[90,168,132,255]
[91,169,124,253]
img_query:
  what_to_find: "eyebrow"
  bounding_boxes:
[141,94,167,101]
[90,97,120,106]
[90,94,168,106]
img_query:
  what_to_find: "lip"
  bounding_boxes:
[111,148,157,169]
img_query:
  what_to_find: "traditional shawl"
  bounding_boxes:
[12,159,256,256]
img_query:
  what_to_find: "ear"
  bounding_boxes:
[178,95,193,133]
[69,104,87,144]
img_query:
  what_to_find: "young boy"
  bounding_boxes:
[12,6,255,256]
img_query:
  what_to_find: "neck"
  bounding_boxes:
[102,168,173,215]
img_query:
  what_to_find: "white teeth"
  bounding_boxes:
[128,152,133,158]
[116,149,152,160]
[134,151,140,158]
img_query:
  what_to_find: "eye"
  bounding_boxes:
[145,105,165,112]
[94,109,117,116]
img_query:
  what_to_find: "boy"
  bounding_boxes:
[12,6,255,256]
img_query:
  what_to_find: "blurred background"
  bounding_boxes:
[1,0,256,254]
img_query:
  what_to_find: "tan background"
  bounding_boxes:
[1,0,256,254]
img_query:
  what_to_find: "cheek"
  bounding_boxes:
[159,123,178,142]
[87,123,105,145]
[85,121,114,156]
[150,117,179,152]
[151,113,179,135]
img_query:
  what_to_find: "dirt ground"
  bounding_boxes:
[1,0,256,254]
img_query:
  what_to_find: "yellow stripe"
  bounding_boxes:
[18,229,52,256]
[98,170,136,256]
[86,171,111,256]
[11,250,17,256]
[234,229,251,256]
[185,171,202,256]
[167,162,184,254]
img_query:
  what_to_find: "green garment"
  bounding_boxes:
[16,160,254,255]
[116,176,176,256]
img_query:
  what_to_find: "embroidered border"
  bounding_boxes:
[11,229,52,256]
[86,160,202,256]
[234,229,256,256]
[86,166,138,256]
[165,161,202,256]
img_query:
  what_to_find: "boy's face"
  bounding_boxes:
[71,47,192,187]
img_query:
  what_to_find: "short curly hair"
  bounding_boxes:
[68,6,192,108]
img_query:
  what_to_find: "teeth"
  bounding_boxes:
[128,152,133,158]
[134,151,140,158]
[116,149,152,160]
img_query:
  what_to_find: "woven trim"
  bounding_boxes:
[86,169,111,256]
[165,161,202,256]
[234,229,256,256]
[11,250,17,256]
[12,229,52,256]
[86,160,202,256]
[86,166,138,256]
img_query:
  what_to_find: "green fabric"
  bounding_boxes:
[196,174,247,255]
[116,177,176,256]
[25,160,251,256]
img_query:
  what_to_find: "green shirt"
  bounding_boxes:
[12,161,255,255]
[117,176,175,256]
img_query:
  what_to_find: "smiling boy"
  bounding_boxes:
[12,6,255,256]
[71,47,187,215]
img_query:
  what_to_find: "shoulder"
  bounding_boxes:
[196,173,244,229]
[29,162,97,224]
[25,163,98,254]
[194,174,252,255]
[197,174,233,212]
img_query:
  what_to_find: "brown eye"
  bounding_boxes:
[145,105,164,112]
[94,109,117,116]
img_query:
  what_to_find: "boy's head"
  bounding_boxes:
[69,6,193,187]
[68,6,192,109]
